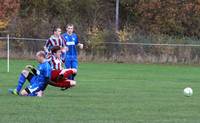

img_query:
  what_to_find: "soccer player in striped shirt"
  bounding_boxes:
[44,27,67,58]
[48,46,76,89]
[62,24,83,80]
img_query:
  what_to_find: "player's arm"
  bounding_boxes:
[60,51,66,63]
[44,40,53,59]
[41,65,52,91]
[61,35,68,52]
[44,39,51,53]
[75,35,83,49]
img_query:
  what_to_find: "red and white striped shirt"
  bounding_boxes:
[44,35,66,53]
[49,55,65,70]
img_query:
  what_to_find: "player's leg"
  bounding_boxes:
[16,69,34,91]
[65,58,73,79]
[35,81,50,97]
[51,70,62,81]
[63,79,76,87]
[65,58,72,69]
[56,69,76,90]
[48,69,76,89]
[21,83,41,97]
[60,79,76,91]
[10,66,35,95]
[51,69,76,82]
[59,69,77,79]
[49,69,75,86]
[48,80,71,88]
[71,58,78,80]
[13,73,26,95]
[23,91,42,97]
[69,80,76,87]
[20,89,28,96]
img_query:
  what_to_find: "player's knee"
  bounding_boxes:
[70,80,76,86]
[21,69,29,78]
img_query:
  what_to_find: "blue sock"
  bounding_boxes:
[71,74,77,80]
[16,74,26,92]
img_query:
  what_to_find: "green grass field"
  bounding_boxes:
[1,59,200,123]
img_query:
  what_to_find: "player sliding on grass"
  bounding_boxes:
[48,46,76,89]
[9,51,51,97]
[62,24,83,80]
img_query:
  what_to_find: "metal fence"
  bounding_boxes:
[1,36,200,72]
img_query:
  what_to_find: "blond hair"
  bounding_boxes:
[36,51,45,58]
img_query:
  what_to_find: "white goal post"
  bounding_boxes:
[7,34,9,73]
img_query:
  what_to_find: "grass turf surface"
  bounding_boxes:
[0,59,200,123]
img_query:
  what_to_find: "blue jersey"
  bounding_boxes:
[31,61,51,86]
[62,33,79,59]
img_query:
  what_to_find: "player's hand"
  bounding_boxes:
[25,65,34,69]
[79,43,83,49]
[47,52,52,58]
[61,47,68,52]
[25,65,37,75]
[37,91,43,97]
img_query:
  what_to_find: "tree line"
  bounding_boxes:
[0,0,199,39]
[1,0,200,63]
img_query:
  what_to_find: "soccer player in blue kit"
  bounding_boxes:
[62,24,83,80]
[9,51,51,97]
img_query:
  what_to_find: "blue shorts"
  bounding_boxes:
[26,77,46,96]
[25,83,41,96]
[65,57,78,69]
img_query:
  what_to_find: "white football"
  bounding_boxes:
[183,87,193,97]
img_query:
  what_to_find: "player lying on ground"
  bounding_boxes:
[48,46,76,89]
[9,51,51,97]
